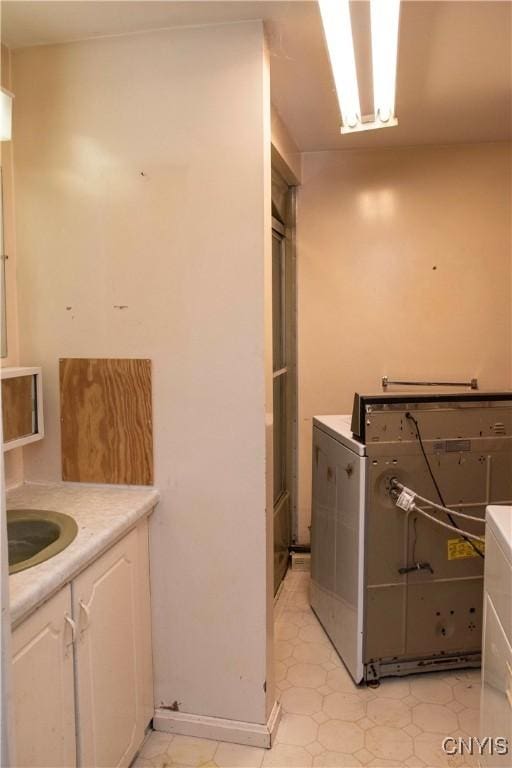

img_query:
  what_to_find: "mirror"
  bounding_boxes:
[2,374,35,442]
[1,368,44,450]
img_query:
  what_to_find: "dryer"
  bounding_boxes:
[311,392,512,683]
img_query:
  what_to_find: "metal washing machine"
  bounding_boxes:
[310,389,512,683]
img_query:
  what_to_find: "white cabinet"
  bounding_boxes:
[11,518,153,768]
[74,525,152,768]
[11,586,76,768]
[480,507,512,767]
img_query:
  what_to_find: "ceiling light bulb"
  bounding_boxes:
[318,0,361,130]
[371,0,401,124]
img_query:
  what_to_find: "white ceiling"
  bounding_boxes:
[1,1,511,152]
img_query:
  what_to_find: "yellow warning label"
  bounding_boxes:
[447,538,485,560]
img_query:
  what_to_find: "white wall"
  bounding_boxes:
[297,142,512,544]
[12,21,274,725]
[1,44,23,490]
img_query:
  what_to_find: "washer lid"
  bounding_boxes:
[486,505,512,564]
[313,415,366,456]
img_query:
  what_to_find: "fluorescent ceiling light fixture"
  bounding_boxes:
[318,0,400,133]
[0,88,14,142]
[318,0,361,130]
[371,0,401,124]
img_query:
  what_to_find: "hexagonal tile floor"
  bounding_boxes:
[133,571,480,768]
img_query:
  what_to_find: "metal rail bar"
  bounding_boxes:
[382,376,478,390]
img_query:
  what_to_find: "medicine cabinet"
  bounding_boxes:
[1,367,44,450]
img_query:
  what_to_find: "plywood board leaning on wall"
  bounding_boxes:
[60,358,153,485]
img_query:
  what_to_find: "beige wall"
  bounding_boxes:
[1,44,23,489]
[12,21,274,726]
[271,106,301,184]
[297,142,512,544]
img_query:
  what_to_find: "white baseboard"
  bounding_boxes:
[153,699,282,749]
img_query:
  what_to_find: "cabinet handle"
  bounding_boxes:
[64,614,76,654]
[79,600,90,634]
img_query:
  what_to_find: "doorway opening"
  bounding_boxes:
[271,169,297,594]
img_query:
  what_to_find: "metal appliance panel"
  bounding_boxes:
[405,579,482,656]
[311,393,512,682]
[352,392,512,442]
[363,398,512,677]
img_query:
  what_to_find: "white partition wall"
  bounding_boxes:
[11,20,275,739]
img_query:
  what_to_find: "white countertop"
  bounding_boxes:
[7,482,160,627]
[486,505,512,564]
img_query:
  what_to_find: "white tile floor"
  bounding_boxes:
[135,570,480,768]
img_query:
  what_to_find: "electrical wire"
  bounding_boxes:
[391,492,485,542]
[391,481,485,523]
[405,412,485,558]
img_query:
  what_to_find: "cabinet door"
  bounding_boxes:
[74,525,150,768]
[480,594,512,767]
[11,586,76,768]
[135,519,154,729]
